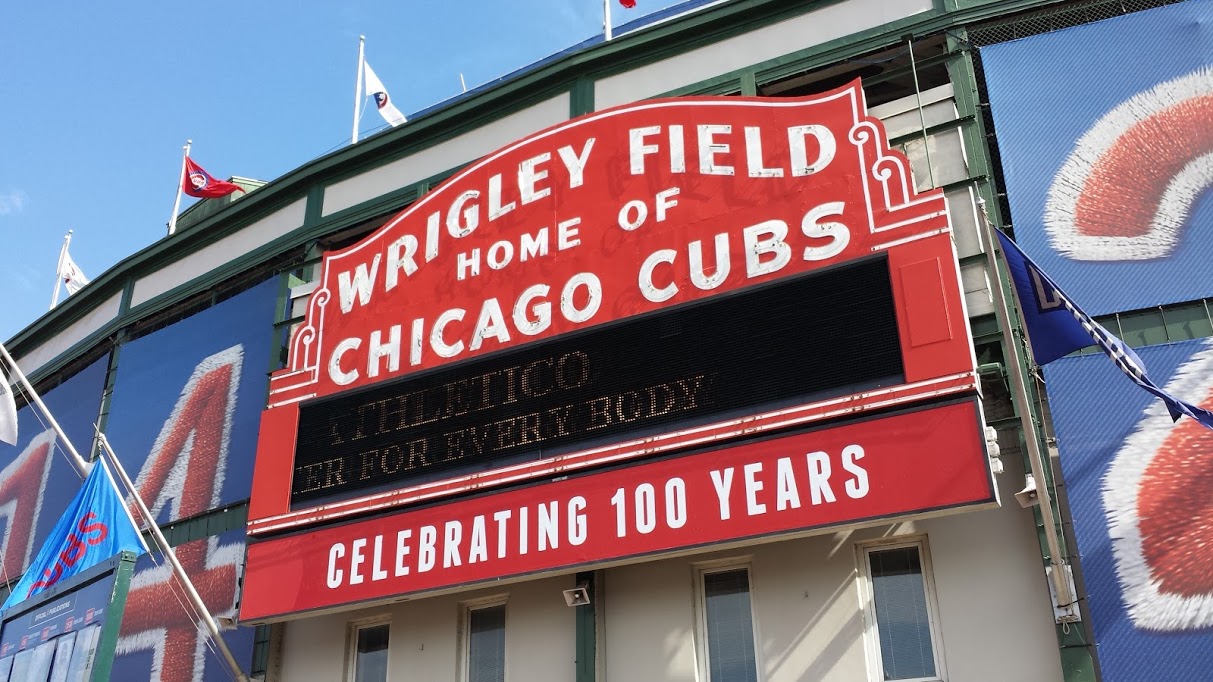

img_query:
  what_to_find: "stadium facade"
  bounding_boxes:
[3,1,1208,681]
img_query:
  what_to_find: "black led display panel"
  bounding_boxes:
[292,255,904,506]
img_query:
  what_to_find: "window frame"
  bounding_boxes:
[458,594,509,682]
[857,538,948,682]
[345,615,392,682]
[692,557,763,682]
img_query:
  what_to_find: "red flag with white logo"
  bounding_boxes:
[182,157,243,199]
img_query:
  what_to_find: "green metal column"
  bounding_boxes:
[90,550,138,682]
[574,570,596,682]
[570,76,595,117]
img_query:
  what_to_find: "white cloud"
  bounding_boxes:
[0,190,26,215]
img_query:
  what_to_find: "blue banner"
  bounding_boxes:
[1048,337,1213,680]
[0,357,108,591]
[112,529,254,682]
[103,278,278,525]
[1,460,144,610]
[982,0,1213,316]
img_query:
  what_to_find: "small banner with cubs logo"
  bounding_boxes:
[1,459,146,610]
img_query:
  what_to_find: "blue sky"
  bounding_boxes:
[0,0,689,344]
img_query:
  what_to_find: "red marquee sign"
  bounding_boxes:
[240,400,994,622]
[248,81,978,533]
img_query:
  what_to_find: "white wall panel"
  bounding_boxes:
[594,0,933,109]
[276,575,575,682]
[602,478,1061,681]
[322,94,571,217]
[873,86,991,319]
[130,199,306,308]
[868,83,956,137]
[947,185,985,260]
[903,127,971,191]
[962,261,995,317]
[14,291,122,375]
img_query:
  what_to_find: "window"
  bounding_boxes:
[349,620,390,682]
[463,599,507,682]
[860,541,945,682]
[696,563,760,682]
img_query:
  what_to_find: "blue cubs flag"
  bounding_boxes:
[1,459,147,610]
[997,228,1213,430]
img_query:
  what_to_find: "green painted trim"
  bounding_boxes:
[739,70,758,97]
[316,182,421,230]
[16,323,118,388]
[968,312,1000,341]
[160,503,249,548]
[574,570,596,682]
[251,623,274,676]
[304,184,326,227]
[886,115,976,148]
[111,212,314,333]
[90,550,137,682]
[662,72,743,97]
[1060,645,1098,682]
[117,277,135,318]
[571,76,595,116]
[304,242,324,281]
[303,163,465,248]
[93,330,126,461]
[946,43,997,202]
[270,272,293,377]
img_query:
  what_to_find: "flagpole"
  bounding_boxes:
[0,342,90,478]
[604,0,613,41]
[460,73,467,93]
[49,231,71,310]
[977,198,1078,618]
[167,140,191,237]
[97,432,250,682]
[352,35,366,145]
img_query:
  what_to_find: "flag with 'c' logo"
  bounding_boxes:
[363,61,406,128]
[182,157,243,200]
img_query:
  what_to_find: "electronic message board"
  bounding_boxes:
[292,256,904,506]
[247,80,979,534]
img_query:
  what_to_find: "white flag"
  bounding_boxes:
[59,249,89,294]
[364,61,407,127]
[0,365,16,446]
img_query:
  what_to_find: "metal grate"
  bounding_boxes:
[968,0,1185,47]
